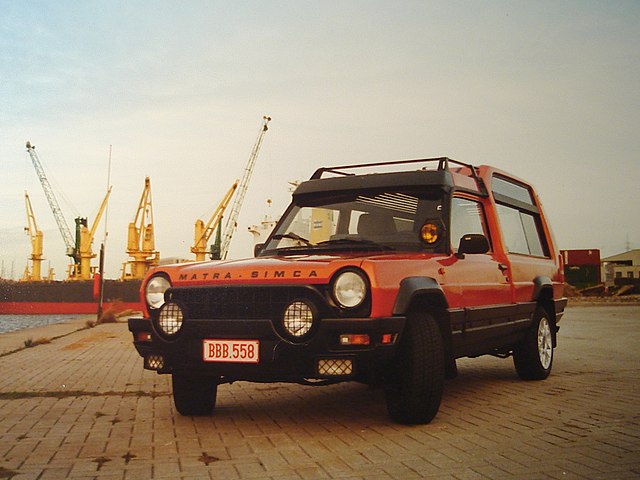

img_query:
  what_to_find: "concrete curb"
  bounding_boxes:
[0,316,100,356]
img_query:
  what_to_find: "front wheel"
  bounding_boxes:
[513,306,555,380]
[385,313,445,424]
[172,374,218,416]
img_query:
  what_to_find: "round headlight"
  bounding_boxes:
[158,302,184,336]
[145,275,171,309]
[283,300,314,338]
[333,271,367,309]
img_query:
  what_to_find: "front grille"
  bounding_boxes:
[167,285,330,320]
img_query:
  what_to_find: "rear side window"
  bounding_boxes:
[496,204,546,256]
[492,175,549,257]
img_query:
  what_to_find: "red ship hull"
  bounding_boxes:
[0,301,142,315]
[0,279,143,315]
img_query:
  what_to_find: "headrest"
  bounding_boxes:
[357,213,396,237]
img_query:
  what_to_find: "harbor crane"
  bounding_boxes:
[21,192,44,281]
[25,141,111,281]
[191,181,238,261]
[217,115,271,260]
[67,187,112,281]
[122,177,160,279]
[25,142,75,259]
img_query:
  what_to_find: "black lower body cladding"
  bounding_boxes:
[128,316,405,384]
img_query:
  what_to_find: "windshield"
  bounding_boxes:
[261,188,446,255]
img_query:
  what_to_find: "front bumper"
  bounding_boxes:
[128,315,405,384]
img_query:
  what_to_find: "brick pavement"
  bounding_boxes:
[0,305,638,479]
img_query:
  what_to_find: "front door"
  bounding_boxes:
[446,196,513,355]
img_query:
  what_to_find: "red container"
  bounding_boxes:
[561,249,601,267]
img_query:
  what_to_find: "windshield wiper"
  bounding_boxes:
[266,237,395,256]
[316,238,395,251]
[272,232,313,246]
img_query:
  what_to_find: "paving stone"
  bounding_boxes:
[0,306,639,478]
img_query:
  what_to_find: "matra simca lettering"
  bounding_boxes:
[178,270,318,281]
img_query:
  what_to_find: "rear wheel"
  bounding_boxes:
[172,374,218,416]
[513,306,554,380]
[385,312,445,424]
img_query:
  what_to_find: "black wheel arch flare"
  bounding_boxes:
[393,277,456,375]
[393,277,448,316]
[532,275,559,347]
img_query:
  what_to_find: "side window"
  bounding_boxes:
[496,204,547,257]
[450,197,489,252]
[492,175,550,258]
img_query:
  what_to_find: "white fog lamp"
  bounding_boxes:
[158,302,184,336]
[283,300,315,338]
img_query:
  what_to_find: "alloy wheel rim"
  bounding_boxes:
[537,317,553,369]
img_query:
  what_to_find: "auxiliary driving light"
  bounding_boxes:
[145,355,164,371]
[317,359,353,376]
[420,222,442,244]
[283,300,314,338]
[157,302,184,336]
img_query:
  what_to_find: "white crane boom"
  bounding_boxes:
[219,116,271,260]
[25,141,75,257]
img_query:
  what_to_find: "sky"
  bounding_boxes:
[1,1,639,280]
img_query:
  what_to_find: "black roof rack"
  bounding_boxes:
[310,156,483,189]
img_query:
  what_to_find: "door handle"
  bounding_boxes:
[498,263,509,272]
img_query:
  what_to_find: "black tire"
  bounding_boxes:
[513,306,554,380]
[385,313,445,424]
[172,374,218,416]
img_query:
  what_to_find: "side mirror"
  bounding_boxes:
[457,234,490,257]
[254,243,265,257]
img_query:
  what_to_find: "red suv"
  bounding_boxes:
[129,158,567,424]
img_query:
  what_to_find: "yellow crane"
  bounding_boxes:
[122,177,159,279]
[191,181,238,261]
[67,187,112,281]
[21,191,44,281]
[25,141,111,281]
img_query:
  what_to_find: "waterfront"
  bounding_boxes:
[0,314,89,334]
